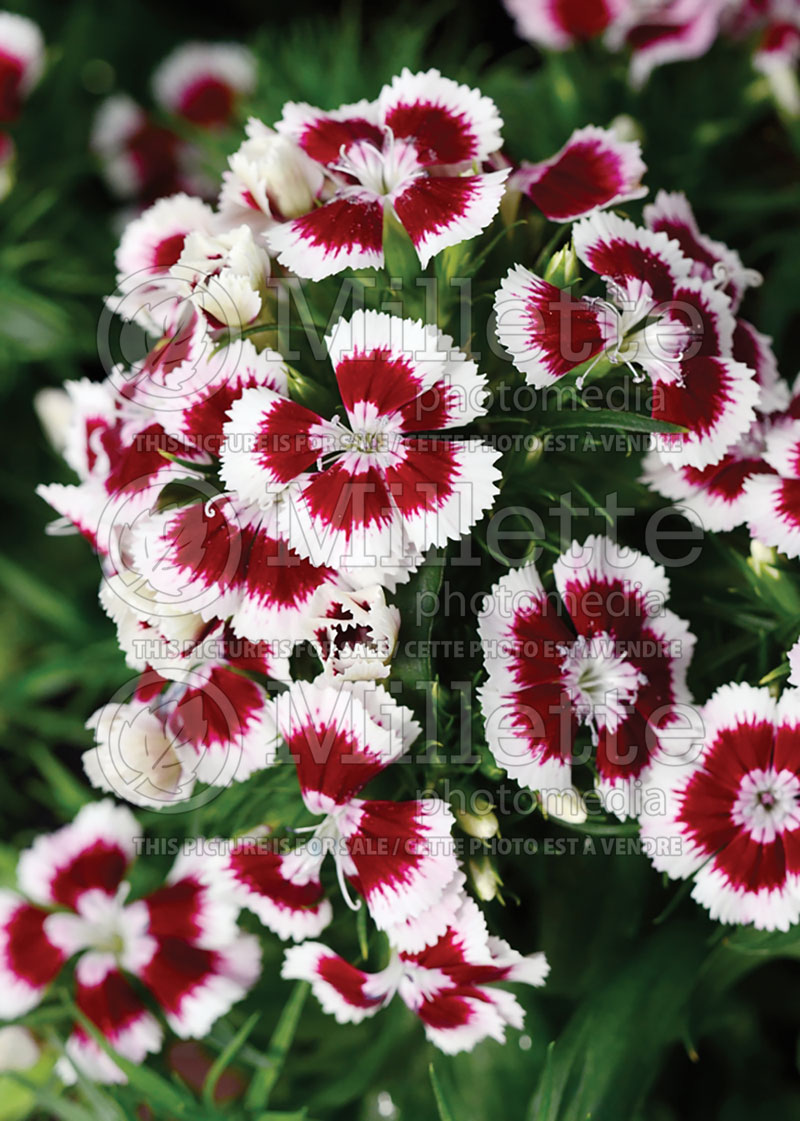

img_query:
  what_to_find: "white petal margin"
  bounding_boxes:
[552,532,672,616]
[655,357,761,472]
[152,42,256,115]
[392,169,510,270]
[158,933,261,1040]
[379,68,504,162]
[16,801,139,908]
[383,868,468,954]
[57,955,163,1086]
[572,209,692,300]
[282,943,397,1024]
[639,450,755,534]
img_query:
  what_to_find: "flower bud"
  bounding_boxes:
[543,243,580,288]
[220,119,324,225]
[454,795,500,839]
[749,539,780,579]
[540,787,588,825]
[0,1026,40,1072]
[469,855,503,902]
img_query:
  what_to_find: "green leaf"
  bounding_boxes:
[539,409,688,435]
[529,923,708,1121]
[244,982,309,1112]
[203,1011,260,1108]
[0,555,88,637]
[429,1063,458,1121]
[382,209,421,286]
[389,548,445,720]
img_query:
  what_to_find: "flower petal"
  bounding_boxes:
[140,934,261,1038]
[514,125,646,222]
[392,171,508,270]
[643,188,761,311]
[223,837,333,941]
[267,194,385,281]
[494,264,612,386]
[340,797,458,929]
[282,943,394,1023]
[572,209,692,305]
[379,68,503,164]
[276,98,382,165]
[0,892,65,1019]
[274,680,409,813]
[58,956,162,1085]
[652,355,759,469]
[17,801,138,909]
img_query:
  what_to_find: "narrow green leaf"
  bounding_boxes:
[244,982,309,1112]
[203,1011,260,1108]
[383,210,420,285]
[539,409,687,435]
[0,555,87,636]
[429,1063,458,1121]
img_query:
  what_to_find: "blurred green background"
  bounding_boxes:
[2,1,800,1118]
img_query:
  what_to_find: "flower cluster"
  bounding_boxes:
[0,10,44,199]
[504,0,800,110]
[92,40,256,204]
[18,53,800,1089]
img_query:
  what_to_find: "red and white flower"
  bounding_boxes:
[0,11,44,123]
[744,418,800,558]
[282,895,548,1053]
[267,69,508,279]
[301,582,401,680]
[607,0,729,88]
[512,124,647,222]
[152,42,256,129]
[84,623,284,804]
[640,683,800,930]
[218,679,458,944]
[111,193,216,332]
[643,189,762,313]
[220,309,502,579]
[90,95,196,203]
[127,494,336,644]
[0,801,259,1082]
[478,534,696,816]
[495,210,760,468]
[502,0,625,50]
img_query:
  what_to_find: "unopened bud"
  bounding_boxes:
[541,787,588,825]
[543,243,580,288]
[454,795,499,840]
[749,539,780,580]
[470,855,503,902]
